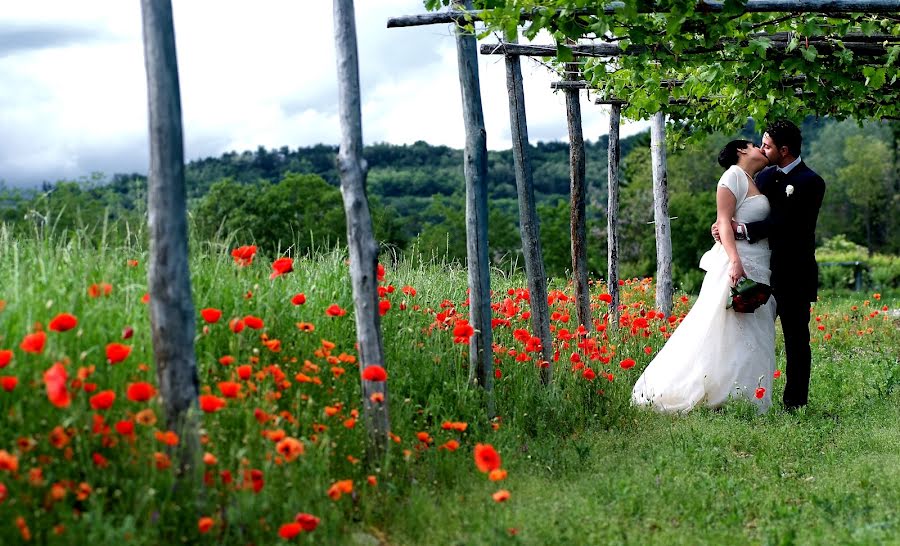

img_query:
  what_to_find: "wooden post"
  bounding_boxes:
[563,52,591,333]
[504,41,553,384]
[650,112,674,317]
[607,104,622,329]
[333,0,390,460]
[453,0,493,412]
[139,0,200,476]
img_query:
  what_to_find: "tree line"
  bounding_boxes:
[1,117,896,291]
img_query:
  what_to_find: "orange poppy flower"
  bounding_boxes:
[0,449,19,472]
[44,363,70,408]
[370,392,384,403]
[439,440,460,452]
[199,394,226,413]
[21,331,47,354]
[489,469,508,482]
[200,308,222,323]
[0,349,12,368]
[89,390,116,411]
[327,479,353,500]
[154,452,171,470]
[48,313,78,332]
[492,489,511,502]
[474,443,501,473]
[295,321,315,332]
[106,343,132,364]
[361,365,387,382]
[269,257,294,279]
[276,437,305,462]
[135,409,157,426]
[48,426,70,449]
[198,517,214,534]
[126,382,157,402]
[155,430,179,446]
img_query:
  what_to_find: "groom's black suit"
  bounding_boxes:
[745,162,825,408]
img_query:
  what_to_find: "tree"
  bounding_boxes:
[837,135,894,256]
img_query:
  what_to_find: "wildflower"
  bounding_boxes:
[88,283,113,298]
[327,479,353,500]
[198,517,214,534]
[201,308,222,323]
[370,392,385,403]
[237,365,253,380]
[379,299,391,316]
[48,426,70,449]
[21,331,47,354]
[290,293,307,306]
[474,443,501,473]
[489,469,508,481]
[44,363,70,408]
[362,365,387,382]
[231,245,257,267]
[218,381,241,398]
[416,432,433,445]
[453,319,475,343]
[135,409,157,426]
[243,316,264,330]
[439,439,460,452]
[598,293,612,303]
[276,437,305,462]
[0,450,19,472]
[492,489,511,502]
[295,513,320,532]
[367,475,378,486]
[126,382,157,402]
[199,394,226,413]
[279,523,302,539]
[89,390,116,410]
[115,420,135,436]
[296,321,315,332]
[0,350,11,367]
[325,304,347,317]
[582,368,596,381]
[106,343,132,364]
[92,452,109,468]
[229,318,245,333]
[49,313,78,332]
[774,369,781,379]
[441,421,468,432]
[755,387,766,399]
[270,257,294,279]
[0,376,17,391]
[154,452,171,470]
[619,358,636,370]
[16,516,31,541]
[155,430,179,446]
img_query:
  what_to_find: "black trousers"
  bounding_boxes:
[776,293,812,407]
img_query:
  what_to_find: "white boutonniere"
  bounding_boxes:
[785,184,795,197]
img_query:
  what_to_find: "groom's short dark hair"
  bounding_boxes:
[765,119,802,157]
[718,139,752,168]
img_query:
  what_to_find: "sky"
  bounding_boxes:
[0,1,647,187]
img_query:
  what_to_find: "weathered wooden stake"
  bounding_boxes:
[139,0,200,476]
[334,0,390,460]
[453,0,493,413]
[650,112,674,317]
[607,104,622,328]
[563,53,591,333]
[504,42,553,384]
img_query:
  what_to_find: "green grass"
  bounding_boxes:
[0,226,897,545]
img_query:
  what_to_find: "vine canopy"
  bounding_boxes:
[424,0,900,138]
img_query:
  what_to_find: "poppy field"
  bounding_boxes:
[0,229,898,544]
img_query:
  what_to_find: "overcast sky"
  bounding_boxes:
[0,1,647,187]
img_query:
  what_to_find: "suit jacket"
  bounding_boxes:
[745,162,825,302]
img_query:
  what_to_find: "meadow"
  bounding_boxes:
[0,226,897,545]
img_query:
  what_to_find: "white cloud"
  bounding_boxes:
[0,0,646,186]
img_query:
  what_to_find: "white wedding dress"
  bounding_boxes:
[632,165,777,413]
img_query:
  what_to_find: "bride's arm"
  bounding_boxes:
[716,186,746,285]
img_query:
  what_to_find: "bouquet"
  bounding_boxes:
[727,278,772,313]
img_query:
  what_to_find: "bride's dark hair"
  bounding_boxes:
[717,139,752,168]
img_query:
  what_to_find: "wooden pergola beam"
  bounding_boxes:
[387,1,900,28]
[552,76,809,90]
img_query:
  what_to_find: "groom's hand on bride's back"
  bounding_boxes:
[711,223,720,242]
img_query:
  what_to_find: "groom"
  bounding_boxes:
[721,119,826,410]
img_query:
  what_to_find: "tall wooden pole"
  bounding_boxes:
[453,0,493,413]
[139,0,200,476]
[607,104,622,328]
[563,53,591,333]
[650,112,674,317]
[504,42,553,384]
[334,0,390,460]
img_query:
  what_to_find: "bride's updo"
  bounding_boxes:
[717,139,753,168]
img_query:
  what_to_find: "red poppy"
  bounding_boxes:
[115,420,135,436]
[773,369,781,379]
[453,320,474,343]
[361,365,387,382]
[106,343,132,364]
[48,313,78,332]
[291,293,306,305]
[229,318,245,333]
[755,387,766,399]
[0,376,18,392]
[218,355,235,366]
[218,381,241,398]
[126,382,156,402]
[377,263,386,281]
[378,299,391,316]
[88,283,113,298]
[276,437,304,461]
[582,368,596,381]
[198,517,214,534]
[278,523,302,540]
[237,365,253,380]
[0,350,12,368]
[325,304,346,317]
[492,489,511,503]
[474,443,501,473]
[199,394,226,413]
[200,308,222,323]
[619,358,636,370]
[598,293,612,303]
[269,257,294,279]
[20,331,47,354]
[295,513,320,532]
[155,430,179,446]
[231,245,257,267]
[43,363,70,408]
[89,390,116,410]
[243,316,264,330]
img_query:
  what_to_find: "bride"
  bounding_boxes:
[632,140,776,413]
